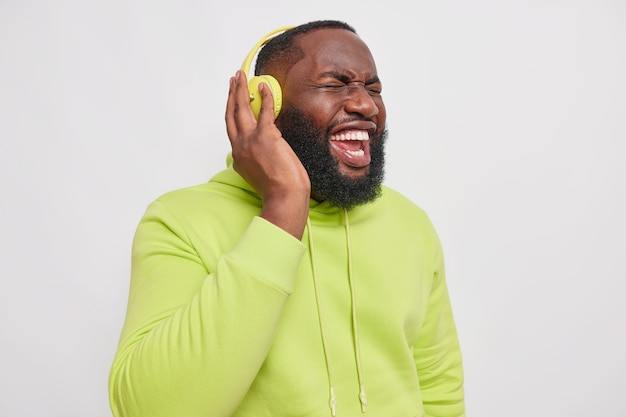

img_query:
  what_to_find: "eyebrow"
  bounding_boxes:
[319,71,381,85]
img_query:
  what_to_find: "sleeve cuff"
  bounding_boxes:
[228,216,307,294]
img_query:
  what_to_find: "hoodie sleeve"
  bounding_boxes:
[413,227,465,417]
[108,200,306,417]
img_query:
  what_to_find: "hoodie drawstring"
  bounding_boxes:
[344,209,368,413]
[306,211,368,416]
[307,217,337,416]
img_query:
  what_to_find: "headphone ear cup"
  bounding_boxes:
[248,75,283,120]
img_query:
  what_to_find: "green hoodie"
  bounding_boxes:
[109,155,465,417]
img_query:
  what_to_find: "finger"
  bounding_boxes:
[226,71,257,142]
[233,70,256,124]
[256,81,276,124]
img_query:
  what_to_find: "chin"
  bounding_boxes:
[340,166,370,179]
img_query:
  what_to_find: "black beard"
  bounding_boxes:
[276,106,387,210]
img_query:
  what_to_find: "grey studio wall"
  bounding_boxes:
[1,1,624,416]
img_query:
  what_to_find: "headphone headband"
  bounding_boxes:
[240,26,296,77]
[240,25,296,120]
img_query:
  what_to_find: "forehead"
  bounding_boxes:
[289,29,378,79]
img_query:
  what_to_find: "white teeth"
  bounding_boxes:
[330,130,370,141]
[346,149,365,157]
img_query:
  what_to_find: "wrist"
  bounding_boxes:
[260,194,310,240]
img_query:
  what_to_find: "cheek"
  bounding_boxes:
[375,99,387,125]
[293,97,336,129]
[375,97,386,115]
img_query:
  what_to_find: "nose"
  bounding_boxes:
[344,84,380,119]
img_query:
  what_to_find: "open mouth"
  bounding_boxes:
[329,129,371,169]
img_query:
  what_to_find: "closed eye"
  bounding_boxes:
[367,85,382,95]
[319,84,348,90]
[315,71,382,94]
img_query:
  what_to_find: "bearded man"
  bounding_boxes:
[109,20,465,417]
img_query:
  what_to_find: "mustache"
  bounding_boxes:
[327,116,375,132]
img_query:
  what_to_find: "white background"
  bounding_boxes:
[1,0,625,416]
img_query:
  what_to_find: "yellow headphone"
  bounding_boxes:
[240,25,295,119]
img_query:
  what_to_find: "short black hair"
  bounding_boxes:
[254,20,356,77]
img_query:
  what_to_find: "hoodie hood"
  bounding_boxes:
[210,152,349,216]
